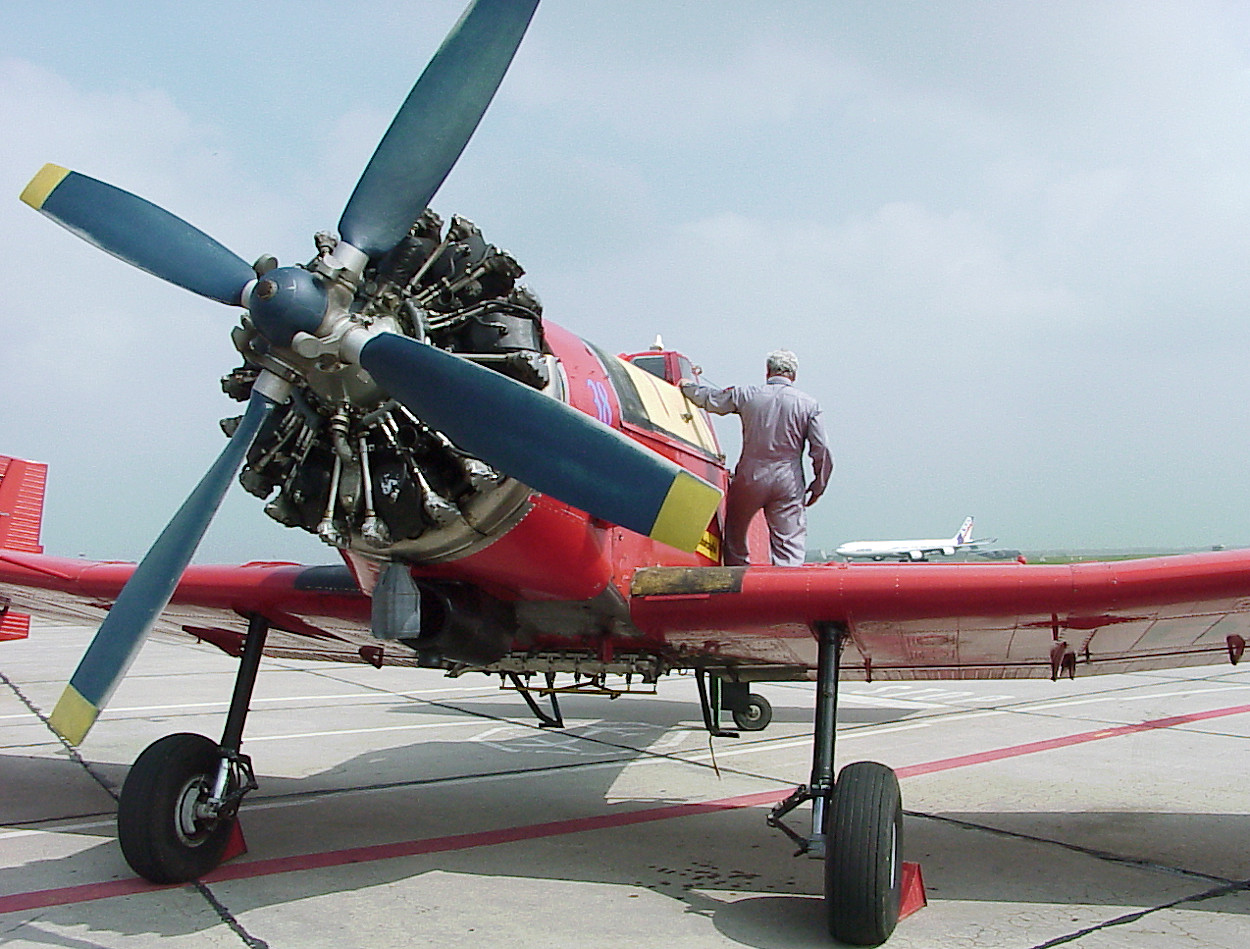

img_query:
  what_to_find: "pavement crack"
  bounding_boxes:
[1025,878,1250,948]
[909,809,1238,886]
[194,881,271,949]
[0,669,118,802]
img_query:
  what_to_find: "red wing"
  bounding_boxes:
[630,553,1250,680]
[10,438,1250,681]
[0,453,384,661]
[0,551,381,664]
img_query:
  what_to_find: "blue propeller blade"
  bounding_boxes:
[21,164,255,306]
[338,0,539,259]
[47,390,280,745]
[357,333,722,553]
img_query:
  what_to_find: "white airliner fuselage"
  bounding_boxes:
[835,516,995,562]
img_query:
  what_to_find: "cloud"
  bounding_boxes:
[8,1,1250,558]
[0,58,325,562]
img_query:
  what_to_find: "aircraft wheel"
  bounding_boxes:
[117,733,235,884]
[731,693,772,731]
[824,761,903,946]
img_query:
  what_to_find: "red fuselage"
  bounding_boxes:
[407,321,732,605]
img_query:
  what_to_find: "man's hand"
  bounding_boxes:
[804,483,823,507]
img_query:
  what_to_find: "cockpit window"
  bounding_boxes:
[629,354,668,380]
[592,345,720,458]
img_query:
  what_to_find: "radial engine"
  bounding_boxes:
[221,211,550,564]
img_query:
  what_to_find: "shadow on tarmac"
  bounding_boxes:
[5,709,1250,948]
[379,691,918,730]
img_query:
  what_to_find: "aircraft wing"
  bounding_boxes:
[8,546,1250,681]
[629,554,1250,680]
[0,550,383,664]
[963,537,998,548]
[7,451,1248,682]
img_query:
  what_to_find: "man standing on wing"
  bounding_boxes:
[681,350,833,567]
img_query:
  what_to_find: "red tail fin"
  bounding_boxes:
[0,456,46,553]
[0,455,47,642]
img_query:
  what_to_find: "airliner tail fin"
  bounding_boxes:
[953,516,975,545]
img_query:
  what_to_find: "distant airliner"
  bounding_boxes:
[835,516,996,562]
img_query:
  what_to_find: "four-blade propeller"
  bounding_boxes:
[25,0,721,746]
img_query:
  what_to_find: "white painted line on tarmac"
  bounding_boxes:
[679,710,1012,763]
[244,718,505,743]
[841,709,1008,733]
[835,695,947,709]
[647,730,697,752]
[93,686,503,716]
[238,757,662,815]
[0,705,1051,844]
[1024,684,1250,712]
[850,685,1019,704]
[0,817,115,840]
[248,717,668,746]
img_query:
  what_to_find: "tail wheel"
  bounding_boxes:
[824,761,903,946]
[731,692,773,731]
[117,733,235,883]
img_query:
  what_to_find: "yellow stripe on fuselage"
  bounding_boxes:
[20,163,70,210]
[696,529,721,563]
[649,470,723,552]
[47,682,99,746]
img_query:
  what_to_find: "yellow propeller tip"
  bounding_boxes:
[48,683,99,746]
[20,163,70,210]
[649,471,723,553]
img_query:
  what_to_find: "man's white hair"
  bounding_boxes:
[766,349,799,377]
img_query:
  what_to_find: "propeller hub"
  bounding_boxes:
[246,265,329,347]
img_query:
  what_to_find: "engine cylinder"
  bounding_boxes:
[225,211,547,565]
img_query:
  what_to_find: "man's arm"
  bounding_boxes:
[679,379,739,416]
[804,408,835,506]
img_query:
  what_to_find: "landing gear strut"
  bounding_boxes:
[117,613,268,883]
[768,622,903,946]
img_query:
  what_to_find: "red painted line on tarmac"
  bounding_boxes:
[0,877,160,915]
[0,790,788,914]
[5,701,1250,915]
[206,789,790,882]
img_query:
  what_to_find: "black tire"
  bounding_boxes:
[824,761,903,946]
[731,693,773,731]
[117,733,235,884]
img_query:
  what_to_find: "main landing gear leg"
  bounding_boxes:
[117,613,268,884]
[767,622,903,946]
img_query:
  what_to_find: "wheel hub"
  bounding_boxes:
[174,776,216,846]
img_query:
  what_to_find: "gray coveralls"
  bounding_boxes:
[682,375,834,567]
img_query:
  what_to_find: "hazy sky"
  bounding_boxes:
[4,1,1250,563]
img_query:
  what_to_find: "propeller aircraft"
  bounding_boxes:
[6,1,1250,945]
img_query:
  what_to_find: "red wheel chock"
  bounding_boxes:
[899,862,927,919]
[221,819,248,864]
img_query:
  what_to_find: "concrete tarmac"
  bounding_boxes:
[2,622,1248,948]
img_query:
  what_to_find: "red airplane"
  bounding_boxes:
[4,2,1250,945]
